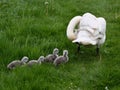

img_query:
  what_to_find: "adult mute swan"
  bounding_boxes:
[66,13,106,54]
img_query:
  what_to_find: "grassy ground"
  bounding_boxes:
[0,0,120,90]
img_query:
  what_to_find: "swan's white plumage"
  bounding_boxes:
[72,30,97,45]
[67,12,106,46]
[97,17,106,45]
[67,16,82,40]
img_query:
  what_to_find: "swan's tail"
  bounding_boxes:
[66,16,82,41]
[97,17,106,45]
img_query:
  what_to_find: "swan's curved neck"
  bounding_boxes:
[66,16,82,41]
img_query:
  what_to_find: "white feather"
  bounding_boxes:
[67,12,106,46]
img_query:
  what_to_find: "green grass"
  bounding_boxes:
[0,0,120,90]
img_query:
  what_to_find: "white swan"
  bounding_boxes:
[66,13,106,54]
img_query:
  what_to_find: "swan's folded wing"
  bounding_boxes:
[80,13,99,35]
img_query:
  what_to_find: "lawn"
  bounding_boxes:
[0,0,120,90]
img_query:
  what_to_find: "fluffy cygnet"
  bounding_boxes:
[53,50,69,66]
[7,56,29,70]
[44,48,59,63]
[27,56,44,67]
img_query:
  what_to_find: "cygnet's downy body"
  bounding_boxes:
[7,56,29,70]
[53,50,69,66]
[44,48,59,63]
[27,56,44,67]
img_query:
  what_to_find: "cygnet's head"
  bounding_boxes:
[21,56,29,63]
[53,48,59,54]
[63,50,68,56]
[38,56,44,63]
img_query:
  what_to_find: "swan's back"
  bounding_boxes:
[80,13,99,30]
[73,13,106,45]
